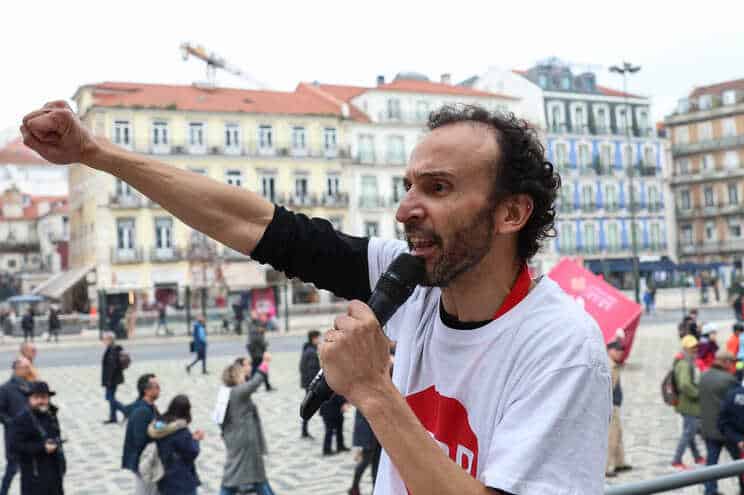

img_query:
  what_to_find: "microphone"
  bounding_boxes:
[299,253,426,420]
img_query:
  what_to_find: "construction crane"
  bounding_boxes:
[180,42,267,89]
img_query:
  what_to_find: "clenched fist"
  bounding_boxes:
[20,101,99,165]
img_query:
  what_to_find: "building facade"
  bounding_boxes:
[70,81,360,312]
[0,138,68,196]
[665,78,744,269]
[517,60,667,285]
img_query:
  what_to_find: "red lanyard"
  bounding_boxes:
[492,264,532,320]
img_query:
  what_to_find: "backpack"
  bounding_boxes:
[661,367,679,406]
[138,442,164,483]
[118,350,132,370]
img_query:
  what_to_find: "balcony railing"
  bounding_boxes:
[581,202,597,213]
[149,246,183,263]
[647,201,664,212]
[671,134,744,157]
[111,246,144,264]
[109,193,144,208]
[287,194,318,208]
[353,152,377,165]
[0,240,41,253]
[359,195,387,209]
[320,193,350,208]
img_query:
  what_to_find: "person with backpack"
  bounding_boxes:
[671,335,705,470]
[699,351,742,495]
[186,315,208,375]
[122,373,160,495]
[216,359,275,495]
[101,331,129,424]
[146,395,203,495]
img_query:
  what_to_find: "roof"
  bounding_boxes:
[0,138,50,166]
[689,78,744,98]
[80,82,364,120]
[512,70,642,98]
[0,191,67,221]
[315,80,517,100]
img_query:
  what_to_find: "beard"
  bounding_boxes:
[406,203,495,287]
[34,405,49,414]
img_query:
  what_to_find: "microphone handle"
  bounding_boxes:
[299,289,398,420]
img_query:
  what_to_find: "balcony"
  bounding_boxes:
[581,202,597,213]
[287,194,318,208]
[633,127,655,138]
[671,167,744,185]
[353,152,377,165]
[671,134,744,157]
[678,239,744,256]
[0,240,40,253]
[149,246,183,263]
[320,193,350,208]
[109,193,144,209]
[111,246,144,264]
[603,203,621,213]
[359,195,387,209]
[647,201,664,212]
[676,202,741,219]
[627,164,658,177]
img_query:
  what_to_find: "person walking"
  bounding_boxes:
[248,325,273,391]
[20,308,34,343]
[699,351,741,495]
[299,330,321,439]
[11,381,65,495]
[122,373,160,495]
[349,409,381,495]
[216,360,275,495]
[0,358,33,495]
[734,293,743,323]
[727,322,743,357]
[672,335,705,469]
[186,315,208,375]
[47,307,61,343]
[605,341,632,478]
[154,303,171,337]
[101,331,127,424]
[320,394,349,456]
[148,395,203,495]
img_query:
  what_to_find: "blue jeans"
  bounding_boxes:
[703,438,744,494]
[105,385,126,421]
[0,459,18,495]
[220,482,275,495]
[673,414,702,464]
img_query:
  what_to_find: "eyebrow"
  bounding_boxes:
[406,170,456,181]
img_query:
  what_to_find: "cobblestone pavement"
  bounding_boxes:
[0,318,740,494]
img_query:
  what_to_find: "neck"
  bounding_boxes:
[440,249,525,322]
[143,396,155,405]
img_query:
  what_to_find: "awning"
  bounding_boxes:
[33,264,95,300]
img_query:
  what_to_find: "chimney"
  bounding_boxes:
[440,73,452,85]
[376,75,385,86]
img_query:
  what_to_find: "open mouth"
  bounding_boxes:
[407,235,439,257]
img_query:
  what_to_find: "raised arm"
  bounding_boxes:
[21,101,274,254]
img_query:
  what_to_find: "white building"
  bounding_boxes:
[313,72,522,238]
[0,138,68,196]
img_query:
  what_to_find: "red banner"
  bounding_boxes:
[548,258,642,362]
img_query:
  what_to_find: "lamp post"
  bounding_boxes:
[610,61,642,304]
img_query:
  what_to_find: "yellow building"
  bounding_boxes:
[69,81,361,312]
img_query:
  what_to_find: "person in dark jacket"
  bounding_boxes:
[47,307,61,343]
[101,332,126,424]
[0,358,33,495]
[148,394,203,495]
[20,308,34,343]
[11,381,65,495]
[186,315,208,375]
[248,326,273,391]
[349,410,380,495]
[320,394,349,456]
[700,351,741,495]
[299,330,321,439]
[122,373,160,495]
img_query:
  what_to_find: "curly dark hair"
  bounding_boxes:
[427,105,560,261]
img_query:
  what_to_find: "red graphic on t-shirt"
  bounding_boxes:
[406,386,479,477]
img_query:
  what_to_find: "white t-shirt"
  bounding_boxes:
[368,238,612,495]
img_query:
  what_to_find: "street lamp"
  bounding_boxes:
[610,62,642,304]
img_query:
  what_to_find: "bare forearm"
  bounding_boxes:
[84,139,275,254]
[358,381,497,495]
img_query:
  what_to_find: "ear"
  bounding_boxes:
[493,194,534,234]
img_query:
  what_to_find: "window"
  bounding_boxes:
[594,106,610,133]
[560,77,570,90]
[698,122,713,141]
[554,142,568,166]
[730,220,742,238]
[723,90,737,106]
[647,186,659,209]
[154,217,173,249]
[548,103,564,131]
[188,167,207,176]
[326,174,340,197]
[680,224,693,243]
[699,95,713,110]
[116,179,133,197]
[577,144,591,169]
[616,106,630,132]
[559,182,573,207]
[364,221,379,237]
[116,219,135,250]
[722,118,737,137]
[361,175,379,208]
[113,121,131,147]
[675,126,689,144]
[650,223,661,248]
[358,134,375,163]
[392,176,406,203]
[705,221,716,241]
[259,174,276,202]
[538,74,548,88]
[225,124,240,151]
[678,99,691,114]
[725,151,740,169]
[637,110,649,132]
[678,158,690,175]
[704,186,715,207]
[323,128,337,151]
[581,184,594,208]
[386,135,406,164]
[416,101,430,121]
[188,122,204,147]
[560,223,575,251]
[702,154,716,172]
[622,144,633,168]
[258,125,273,150]
[225,170,243,187]
[583,223,597,250]
[680,190,691,210]
[729,183,739,205]
[644,147,655,167]
[605,184,618,208]
[152,121,168,150]
[607,222,620,249]
[600,144,613,167]
[292,126,306,150]
[293,175,309,203]
[573,105,586,132]
[387,99,401,120]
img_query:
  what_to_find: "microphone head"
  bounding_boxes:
[375,253,426,304]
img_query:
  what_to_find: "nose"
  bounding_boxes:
[395,190,425,225]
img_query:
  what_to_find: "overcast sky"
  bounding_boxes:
[2,0,742,139]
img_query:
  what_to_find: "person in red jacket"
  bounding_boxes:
[727,323,743,358]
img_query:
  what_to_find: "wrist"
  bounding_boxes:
[81,137,110,169]
[352,377,398,419]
